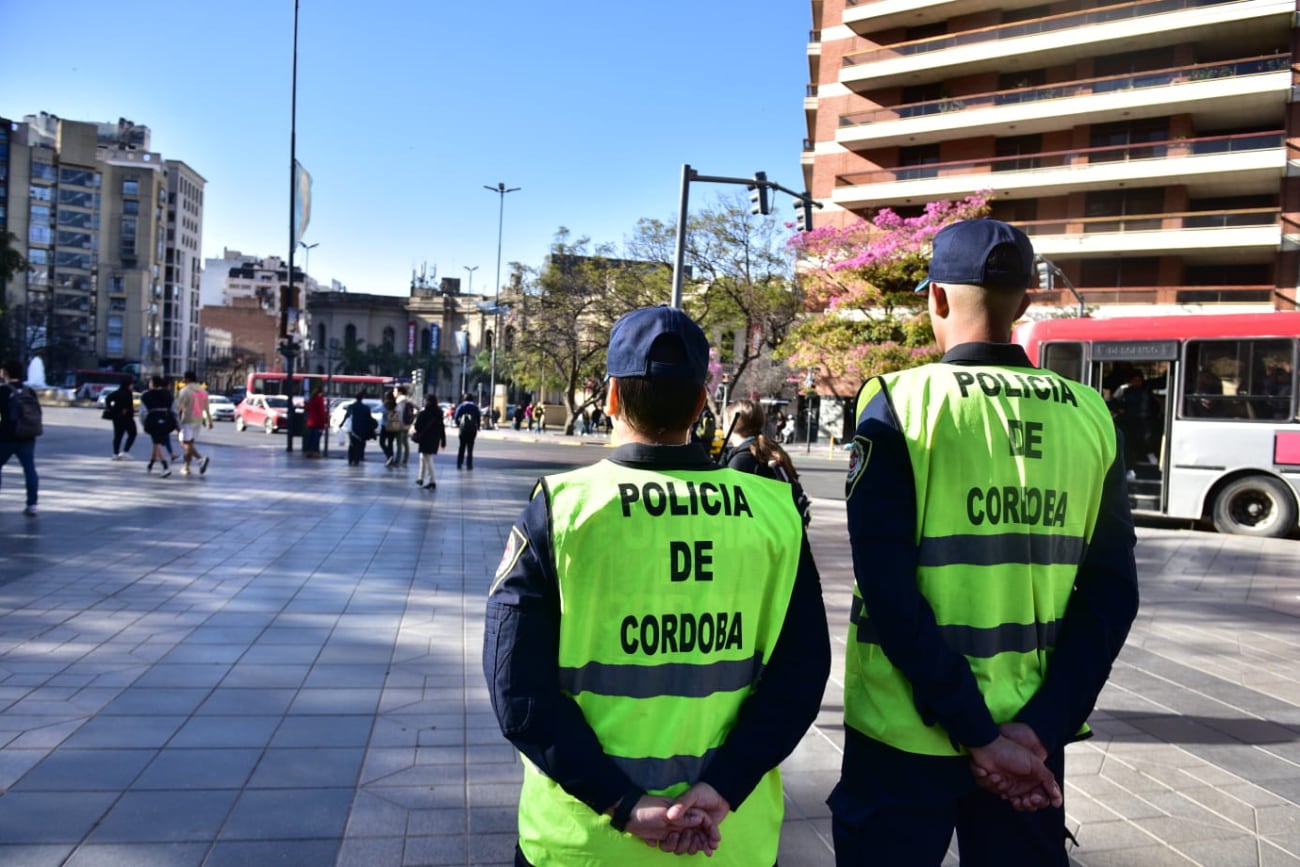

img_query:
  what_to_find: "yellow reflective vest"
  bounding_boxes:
[845,363,1116,756]
[518,460,803,866]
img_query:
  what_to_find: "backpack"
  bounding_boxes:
[401,401,415,426]
[9,385,44,439]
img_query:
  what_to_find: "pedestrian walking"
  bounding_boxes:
[104,380,137,460]
[380,394,400,467]
[0,359,42,516]
[139,376,178,478]
[411,393,447,489]
[453,393,480,470]
[175,370,212,476]
[513,402,524,430]
[524,402,534,433]
[344,391,376,466]
[534,403,545,433]
[393,385,416,465]
[483,306,830,865]
[829,219,1140,866]
[303,387,327,457]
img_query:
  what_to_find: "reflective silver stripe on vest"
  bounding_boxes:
[850,597,1060,657]
[919,533,1085,567]
[558,655,763,699]
[611,747,718,793]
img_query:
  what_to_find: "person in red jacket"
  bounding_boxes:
[303,387,327,457]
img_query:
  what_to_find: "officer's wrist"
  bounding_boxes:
[607,787,643,832]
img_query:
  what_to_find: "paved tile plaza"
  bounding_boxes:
[0,408,1297,865]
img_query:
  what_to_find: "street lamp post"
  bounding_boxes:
[483,182,520,422]
[299,241,318,281]
[463,265,478,297]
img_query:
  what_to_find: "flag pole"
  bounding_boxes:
[283,0,300,452]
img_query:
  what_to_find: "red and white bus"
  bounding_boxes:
[246,371,391,400]
[1013,312,1299,537]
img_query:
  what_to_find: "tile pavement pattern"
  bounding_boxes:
[0,410,1296,865]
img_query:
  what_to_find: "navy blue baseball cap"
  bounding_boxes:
[914,218,1035,293]
[606,306,710,386]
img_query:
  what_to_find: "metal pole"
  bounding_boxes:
[464,265,478,297]
[283,0,300,454]
[484,183,520,423]
[670,164,692,308]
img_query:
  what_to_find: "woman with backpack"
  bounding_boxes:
[719,399,812,526]
[139,375,179,478]
[0,359,41,515]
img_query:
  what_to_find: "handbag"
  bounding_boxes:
[336,428,349,447]
[102,408,113,420]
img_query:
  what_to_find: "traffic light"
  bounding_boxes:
[749,171,770,216]
[795,199,813,233]
[1035,259,1054,290]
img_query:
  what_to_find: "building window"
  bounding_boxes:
[123,199,139,215]
[122,178,140,196]
[59,168,101,188]
[30,163,56,182]
[382,327,396,353]
[345,324,357,349]
[898,144,941,181]
[59,189,97,209]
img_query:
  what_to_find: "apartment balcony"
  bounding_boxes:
[837,55,1289,150]
[1020,211,1282,261]
[833,132,1285,208]
[843,0,1052,33]
[839,0,1292,91]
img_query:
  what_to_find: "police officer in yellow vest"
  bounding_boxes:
[829,220,1139,866]
[484,305,830,866]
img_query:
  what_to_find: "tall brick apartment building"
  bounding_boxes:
[802,0,1300,313]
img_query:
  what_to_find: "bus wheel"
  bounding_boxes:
[1212,476,1297,538]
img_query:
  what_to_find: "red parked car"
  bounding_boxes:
[235,394,291,434]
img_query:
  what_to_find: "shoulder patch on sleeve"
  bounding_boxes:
[489,526,529,596]
[845,436,873,500]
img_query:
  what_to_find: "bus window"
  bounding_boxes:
[1040,342,1084,383]
[1183,339,1294,421]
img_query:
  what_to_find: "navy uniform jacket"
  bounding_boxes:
[834,341,1139,804]
[483,441,831,815]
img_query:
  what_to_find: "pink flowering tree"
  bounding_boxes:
[776,195,991,393]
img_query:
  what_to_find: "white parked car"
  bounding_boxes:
[208,394,236,421]
[330,398,384,432]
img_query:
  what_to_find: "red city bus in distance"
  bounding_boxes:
[246,371,389,401]
[64,369,136,400]
[1013,311,1300,537]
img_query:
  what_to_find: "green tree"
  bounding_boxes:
[512,230,664,434]
[777,195,991,393]
[0,232,29,361]
[626,196,803,402]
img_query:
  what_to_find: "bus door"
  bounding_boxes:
[1089,340,1180,514]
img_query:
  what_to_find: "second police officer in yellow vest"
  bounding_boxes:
[829,219,1139,866]
[484,306,831,865]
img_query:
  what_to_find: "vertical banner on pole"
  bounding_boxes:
[293,160,312,246]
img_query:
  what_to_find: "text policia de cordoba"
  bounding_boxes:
[953,370,1077,528]
[615,480,752,657]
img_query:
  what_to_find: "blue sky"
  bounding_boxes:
[2,1,811,298]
